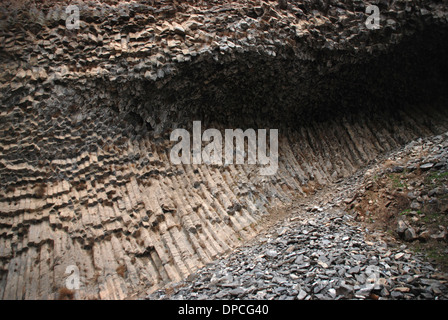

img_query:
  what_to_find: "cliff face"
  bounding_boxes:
[2,0,448,129]
[0,0,448,299]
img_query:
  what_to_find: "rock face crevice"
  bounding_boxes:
[1,0,448,299]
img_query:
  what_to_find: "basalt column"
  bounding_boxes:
[0,0,448,299]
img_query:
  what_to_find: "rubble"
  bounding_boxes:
[148,132,448,300]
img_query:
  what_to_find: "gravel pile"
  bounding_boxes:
[148,133,448,300]
[148,206,448,300]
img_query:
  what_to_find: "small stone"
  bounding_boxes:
[215,291,228,299]
[348,266,360,274]
[265,250,278,258]
[391,291,403,299]
[229,287,246,296]
[297,289,307,300]
[403,227,417,241]
[380,287,390,297]
[430,230,447,241]
[394,252,405,260]
[420,163,434,170]
[354,287,372,299]
[394,287,411,293]
[397,220,408,235]
[420,292,433,299]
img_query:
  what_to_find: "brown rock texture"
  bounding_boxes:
[0,0,448,299]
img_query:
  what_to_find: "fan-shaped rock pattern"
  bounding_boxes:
[0,0,448,299]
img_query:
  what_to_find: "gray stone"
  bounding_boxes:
[229,287,246,296]
[397,220,408,235]
[391,291,404,299]
[297,289,307,300]
[266,250,279,258]
[404,227,417,241]
[347,266,361,274]
[420,163,434,170]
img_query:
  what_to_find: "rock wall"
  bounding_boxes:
[0,0,448,299]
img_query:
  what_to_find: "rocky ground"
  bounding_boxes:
[147,132,448,300]
[346,131,448,270]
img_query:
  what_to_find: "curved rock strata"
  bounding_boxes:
[0,0,448,299]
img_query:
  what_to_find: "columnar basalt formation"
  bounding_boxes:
[0,0,448,299]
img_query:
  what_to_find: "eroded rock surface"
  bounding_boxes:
[0,0,448,299]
